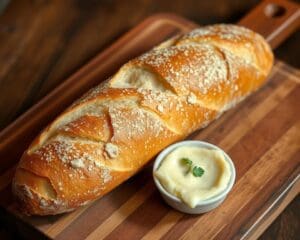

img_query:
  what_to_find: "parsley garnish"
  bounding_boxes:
[192,166,205,177]
[182,158,192,166]
[181,158,205,177]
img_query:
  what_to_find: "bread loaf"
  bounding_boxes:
[12,24,273,215]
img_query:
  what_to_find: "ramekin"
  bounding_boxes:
[153,140,236,214]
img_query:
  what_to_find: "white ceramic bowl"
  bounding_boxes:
[153,140,236,214]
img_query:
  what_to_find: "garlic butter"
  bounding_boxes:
[154,146,231,208]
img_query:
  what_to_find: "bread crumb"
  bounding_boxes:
[105,143,119,159]
[40,198,48,207]
[70,159,85,168]
[187,93,197,104]
[157,104,164,112]
[101,168,112,183]
[94,161,101,167]
[23,185,33,199]
[88,165,93,171]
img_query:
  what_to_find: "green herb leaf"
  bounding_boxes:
[192,166,205,177]
[181,158,192,166]
[181,158,205,177]
[181,158,193,175]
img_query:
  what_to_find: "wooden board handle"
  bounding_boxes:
[239,0,300,49]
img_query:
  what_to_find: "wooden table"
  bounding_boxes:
[0,0,299,239]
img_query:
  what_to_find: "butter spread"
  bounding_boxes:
[155,146,231,208]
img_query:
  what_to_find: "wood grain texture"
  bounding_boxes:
[0,0,299,239]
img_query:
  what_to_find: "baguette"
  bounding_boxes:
[12,24,273,215]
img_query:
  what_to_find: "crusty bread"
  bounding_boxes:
[12,24,273,215]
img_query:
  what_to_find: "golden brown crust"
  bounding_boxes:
[12,24,273,215]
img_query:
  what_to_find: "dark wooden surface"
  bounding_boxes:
[0,0,299,239]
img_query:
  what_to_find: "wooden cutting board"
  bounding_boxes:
[0,0,299,239]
